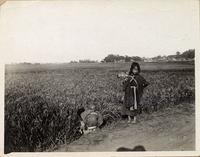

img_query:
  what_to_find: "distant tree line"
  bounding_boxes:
[78,59,98,63]
[101,49,195,63]
[101,54,142,63]
[176,49,195,59]
[14,49,195,65]
[151,49,195,62]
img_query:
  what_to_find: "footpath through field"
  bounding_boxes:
[56,103,195,152]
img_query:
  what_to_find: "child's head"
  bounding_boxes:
[129,62,141,75]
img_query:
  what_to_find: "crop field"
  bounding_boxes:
[5,61,195,152]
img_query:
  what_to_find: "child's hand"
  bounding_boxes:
[130,106,134,111]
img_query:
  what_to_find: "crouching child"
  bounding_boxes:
[80,104,103,134]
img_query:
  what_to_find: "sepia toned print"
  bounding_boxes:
[0,0,198,155]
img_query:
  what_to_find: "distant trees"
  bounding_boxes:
[78,59,98,63]
[70,60,78,63]
[152,55,162,60]
[180,49,195,59]
[102,54,119,62]
[69,49,195,63]
[169,49,195,60]
[102,54,142,63]
[176,51,181,56]
[151,49,195,62]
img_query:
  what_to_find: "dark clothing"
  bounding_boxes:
[122,74,149,116]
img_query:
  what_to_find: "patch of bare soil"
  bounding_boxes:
[56,103,195,152]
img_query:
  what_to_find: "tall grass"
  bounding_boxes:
[5,65,194,152]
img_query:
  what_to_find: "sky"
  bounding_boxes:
[0,0,199,63]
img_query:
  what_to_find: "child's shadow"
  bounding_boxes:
[116,145,146,151]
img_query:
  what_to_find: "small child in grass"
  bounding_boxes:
[79,104,103,134]
[122,62,149,123]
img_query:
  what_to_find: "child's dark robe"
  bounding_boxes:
[122,74,149,116]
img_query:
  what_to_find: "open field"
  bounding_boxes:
[5,61,195,152]
[5,61,194,73]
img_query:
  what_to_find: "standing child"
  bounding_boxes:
[122,62,149,123]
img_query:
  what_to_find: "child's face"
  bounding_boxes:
[132,66,139,74]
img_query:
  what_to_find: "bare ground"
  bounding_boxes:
[56,102,195,152]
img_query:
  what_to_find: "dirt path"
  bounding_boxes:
[56,103,195,152]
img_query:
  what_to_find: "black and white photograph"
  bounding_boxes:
[0,0,199,155]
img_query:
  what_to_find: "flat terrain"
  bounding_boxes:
[56,102,195,152]
[5,61,194,73]
[5,61,195,152]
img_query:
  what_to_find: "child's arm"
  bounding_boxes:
[122,77,131,91]
[140,75,149,88]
